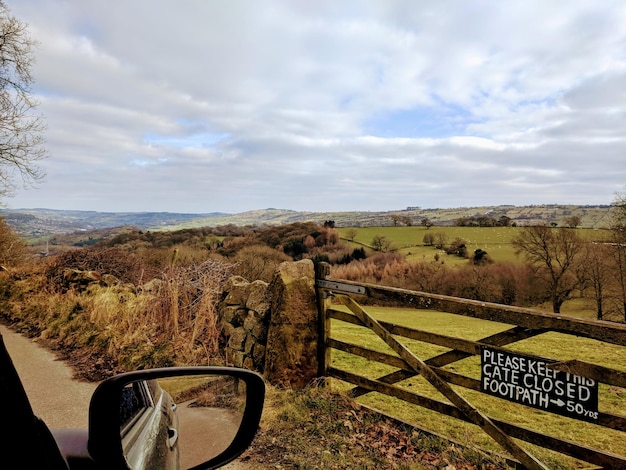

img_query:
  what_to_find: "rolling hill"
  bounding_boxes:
[1,204,614,239]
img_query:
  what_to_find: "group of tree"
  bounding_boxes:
[422,232,448,249]
[455,215,512,227]
[512,199,626,319]
[422,232,472,259]
[351,193,626,321]
[331,252,547,308]
[390,215,413,226]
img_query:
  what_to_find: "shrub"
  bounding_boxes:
[44,247,148,289]
[331,256,548,308]
[472,249,492,265]
[283,238,308,259]
[352,247,366,260]
[0,218,28,267]
[146,259,233,361]
[443,266,505,303]
[1,253,235,377]
[445,237,468,258]
[232,244,290,282]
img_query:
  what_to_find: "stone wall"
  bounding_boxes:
[218,276,270,371]
[217,259,319,388]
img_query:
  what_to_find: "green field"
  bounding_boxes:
[328,305,626,469]
[337,226,612,265]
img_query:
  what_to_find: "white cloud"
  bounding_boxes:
[5,0,626,213]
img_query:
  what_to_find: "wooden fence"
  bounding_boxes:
[315,264,626,469]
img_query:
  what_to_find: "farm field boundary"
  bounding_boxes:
[315,263,626,469]
[337,225,611,265]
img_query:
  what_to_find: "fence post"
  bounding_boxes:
[315,262,331,381]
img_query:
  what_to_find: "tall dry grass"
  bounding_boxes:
[0,256,234,376]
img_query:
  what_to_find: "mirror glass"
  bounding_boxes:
[119,374,247,470]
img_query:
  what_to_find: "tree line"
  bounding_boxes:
[336,193,626,320]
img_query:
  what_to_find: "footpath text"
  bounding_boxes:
[481,347,598,422]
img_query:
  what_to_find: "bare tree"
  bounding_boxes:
[512,225,584,313]
[608,235,626,322]
[0,2,45,198]
[581,243,612,320]
[609,191,626,320]
[564,215,581,228]
[434,232,447,249]
[612,189,626,232]
[345,228,357,242]
[371,235,392,252]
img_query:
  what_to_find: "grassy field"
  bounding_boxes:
[337,226,612,265]
[328,305,626,469]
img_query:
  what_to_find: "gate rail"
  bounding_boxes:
[315,265,626,469]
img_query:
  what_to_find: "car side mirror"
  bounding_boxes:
[87,367,265,469]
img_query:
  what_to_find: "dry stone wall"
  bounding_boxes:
[218,276,270,371]
[217,259,319,387]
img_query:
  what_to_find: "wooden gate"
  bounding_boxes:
[315,266,626,469]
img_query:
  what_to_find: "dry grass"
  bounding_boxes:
[237,384,508,469]
[0,257,234,377]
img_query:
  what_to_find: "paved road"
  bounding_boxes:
[0,325,254,469]
[0,324,252,470]
[177,400,243,469]
[0,324,97,429]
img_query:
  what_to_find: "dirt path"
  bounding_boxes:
[0,325,97,429]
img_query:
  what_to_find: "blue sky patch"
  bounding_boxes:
[142,131,230,149]
[364,104,484,139]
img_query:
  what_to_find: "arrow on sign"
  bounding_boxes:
[550,399,565,407]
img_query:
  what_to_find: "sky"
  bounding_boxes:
[4,0,626,214]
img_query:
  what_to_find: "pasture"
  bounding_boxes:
[337,226,612,265]
[328,305,626,468]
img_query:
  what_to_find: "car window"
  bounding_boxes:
[120,381,153,433]
[145,379,161,402]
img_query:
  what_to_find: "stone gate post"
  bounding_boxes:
[263,259,319,387]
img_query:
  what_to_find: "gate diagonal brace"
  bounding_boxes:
[336,294,549,470]
[350,325,542,399]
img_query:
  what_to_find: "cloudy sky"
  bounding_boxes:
[5,0,626,214]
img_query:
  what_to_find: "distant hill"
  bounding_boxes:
[1,204,614,239]
[1,208,226,238]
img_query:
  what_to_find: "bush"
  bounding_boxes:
[445,237,468,258]
[472,249,492,265]
[331,255,548,308]
[0,218,27,267]
[0,254,235,377]
[232,245,290,282]
[44,247,148,289]
[283,238,308,259]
